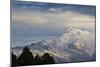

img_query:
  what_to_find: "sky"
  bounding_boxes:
[11,0,96,47]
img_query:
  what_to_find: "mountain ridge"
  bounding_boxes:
[12,26,96,63]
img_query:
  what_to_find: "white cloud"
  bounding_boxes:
[12,8,95,33]
[49,8,56,12]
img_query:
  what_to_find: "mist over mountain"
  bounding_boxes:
[12,26,96,63]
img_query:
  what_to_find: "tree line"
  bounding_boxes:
[11,47,55,67]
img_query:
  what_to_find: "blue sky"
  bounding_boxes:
[11,0,96,47]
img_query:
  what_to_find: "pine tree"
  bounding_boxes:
[17,47,34,66]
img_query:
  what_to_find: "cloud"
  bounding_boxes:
[49,8,56,12]
[11,6,95,47]
[12,8,95,31]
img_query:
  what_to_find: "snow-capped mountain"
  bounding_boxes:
[12,26,96,63]
[58,27,95,56]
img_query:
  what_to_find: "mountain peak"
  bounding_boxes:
[12,26,95,63]
[64,26,81,34]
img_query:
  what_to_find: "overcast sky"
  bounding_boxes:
[11,1,96,47]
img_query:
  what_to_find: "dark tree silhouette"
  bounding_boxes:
[12,47,55,66]
[41,53,55,64]
[11,53,17,67]
[34,55,42,65]
[17,47,34,66]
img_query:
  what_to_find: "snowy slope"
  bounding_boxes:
[12,26,96,63]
